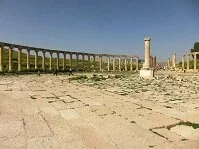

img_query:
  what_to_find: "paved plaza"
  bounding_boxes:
[0,72,199,149]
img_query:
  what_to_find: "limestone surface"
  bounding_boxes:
[0,71,199,149]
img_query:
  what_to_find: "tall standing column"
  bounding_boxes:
[124,58,127,71]
[119,57,121,71]
[140,37,154,78]
[49,51,53,70]
[56,51,59,70]
[136,57,139,71]
[27,49,30,70]
[152,56,155,67]
[130,57,133,71]
[82,54,85,69]
[143,37,151,69]
[107,57,110,71]
[99,56,102,71]
[88,55,90,69]
[9,47,13,72]
[18,48,22,71]
[168,58,170,68]
[182,55,185,69]
[113,57,115,71]
[76,53,79,71]
[34,49,38,69]
[63,52,66,71]
[150,56,153,67]
[194,53,197,71]
[153,56,156,67]
[42,50,46,70]
[93,55,96,69]
[70,53,72,68]
[186,54,189,70]
[0,46,3,72]
[173,53,176,68]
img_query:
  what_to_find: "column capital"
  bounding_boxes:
[27,48,31,52]
[50,51,53,54]
[0,43,4,48]
[9,45,15,49]
[34,49,38,53]
[18,47,23,51]
[42,50,46,53]
[144,36,151,41]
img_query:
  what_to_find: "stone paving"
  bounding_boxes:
[0,71,199,149]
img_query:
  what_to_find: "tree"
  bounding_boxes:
[191,41,199,59]
[194,42,199,50]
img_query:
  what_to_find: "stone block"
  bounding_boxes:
[140,69,154,78]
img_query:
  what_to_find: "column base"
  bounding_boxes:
[140,68,154,78]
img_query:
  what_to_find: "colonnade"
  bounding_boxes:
[181,52,198,71]
[0,42,139,72]
[104,55,139,72]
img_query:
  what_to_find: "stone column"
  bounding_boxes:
[130,57,133,71]
[150,56,153,67]
[70,53,72,68]
[186,54,189,70]
[182,55,185,69]
[0,46,3,72]
[143,37,151,69]
[93,55,96,69]
[56,51,59,70]
[194,53,197,71]
[34,49,38,69]
[18,48,22,71]
[27,49,30,69]
[167,58,170,68]
[136,57,139,71]
[153,56,156,67]
[49,51,53,70]
[119,57,121,71]
[140,37,154,78]
[173,53,176,68]
[124,58,127,71]
[113,57,115,71]
[63,52,66,71]
[99,56,102,71]
[88,55,90,69]
[9,47,13,71]
[76,53,79,71]
[82,54,85,69]
[42,50,46,70]
[107,57,110,71]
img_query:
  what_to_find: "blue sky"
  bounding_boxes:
[0,0,198,61]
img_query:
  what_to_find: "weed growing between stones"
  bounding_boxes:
[177,122,199,129]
